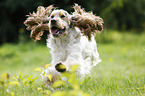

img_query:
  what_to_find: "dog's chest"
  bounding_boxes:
[51,38,70,61]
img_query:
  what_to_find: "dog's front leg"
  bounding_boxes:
[56,49,83,72]
[42,66,60,85]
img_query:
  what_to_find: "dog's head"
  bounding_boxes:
[24,4,103,41]
[49,9,72,37]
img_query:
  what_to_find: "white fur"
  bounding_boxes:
[42,9,101,84]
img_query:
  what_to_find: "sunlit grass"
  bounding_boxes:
[0,42,50,75]
[0,30,145,95]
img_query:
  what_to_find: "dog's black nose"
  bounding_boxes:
[51,19,57,25]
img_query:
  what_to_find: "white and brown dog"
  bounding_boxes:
[24,4,103,84]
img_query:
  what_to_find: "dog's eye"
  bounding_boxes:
[51,15,54,18]
[60,15,65,18]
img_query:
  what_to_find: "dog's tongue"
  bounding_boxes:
[51,29,59,34]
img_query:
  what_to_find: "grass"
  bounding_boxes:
[0,30,145,96]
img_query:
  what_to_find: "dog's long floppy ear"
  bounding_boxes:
[71,4,104,40]
[24,5,54,41]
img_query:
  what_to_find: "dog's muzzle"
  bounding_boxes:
[50,19,66,37]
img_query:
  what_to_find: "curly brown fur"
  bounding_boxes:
[72,4,103,40]
[24,5,54,41]
[24,4,103,41]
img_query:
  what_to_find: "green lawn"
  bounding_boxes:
[0,31,145,96]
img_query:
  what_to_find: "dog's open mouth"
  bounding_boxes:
[51,27,66,37]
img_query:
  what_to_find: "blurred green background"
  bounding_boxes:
[0,0,145,44]
[0,1,145,95]
[0,0,145,74]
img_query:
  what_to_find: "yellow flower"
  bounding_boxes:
[52,80,65,88]
[10,92,15,96]
[33,67,43,72]
[109,58,113,62]
[37,87,42,91]
[46,74,52,82]
[44,64,51,69]
[9,81,19,86]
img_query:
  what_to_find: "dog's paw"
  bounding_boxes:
[42,67,60,85]
[55,62,66,72]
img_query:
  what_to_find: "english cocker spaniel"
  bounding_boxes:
[24,4,103,84]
